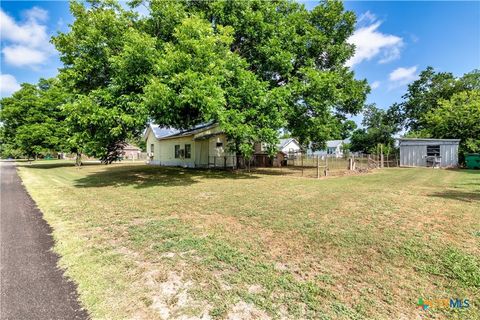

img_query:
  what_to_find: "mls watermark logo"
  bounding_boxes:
[417,298,470,310]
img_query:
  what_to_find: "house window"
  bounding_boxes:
[184,144,191,158]
[150,144,154,154]
[174,145,180,158]
[427,145,440,157]
[216,142,223,148]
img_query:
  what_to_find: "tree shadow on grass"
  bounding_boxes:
[73,165,259,189]
[429,189,480,203]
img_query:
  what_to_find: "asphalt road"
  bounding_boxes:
[0,161,88,320]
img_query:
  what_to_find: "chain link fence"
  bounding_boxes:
[207,152,399,178]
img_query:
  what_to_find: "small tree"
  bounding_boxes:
[349,104,399,153]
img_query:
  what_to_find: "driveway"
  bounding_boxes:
[0,161,88,319]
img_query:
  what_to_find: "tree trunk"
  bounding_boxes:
[75,152,82,167]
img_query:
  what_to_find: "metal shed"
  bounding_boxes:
[399,138,460,168]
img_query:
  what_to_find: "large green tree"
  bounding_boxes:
[52,1,154,163]
[136,0,369,153]
[0,79,69,159]
[143,16,284,157]
[53,0,368,160]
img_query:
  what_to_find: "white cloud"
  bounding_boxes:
[346,12,403,67]
[370,81,381,90]
[388,66,418,88]
[357,11,376,25]
[24,7,49,22]
[2,45,48,67]
[0,74,21,97]
[0,7,54,67]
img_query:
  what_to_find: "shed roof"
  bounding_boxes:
[398,138,460,146]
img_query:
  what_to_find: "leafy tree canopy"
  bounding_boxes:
[52,0,153,163]
[0,79,69,159]
[350,104,399,153]
[0,0,372,162]
[139,0,369,152]
[52,0,368,160]
[392,67,480,131]
[424,90,480,157]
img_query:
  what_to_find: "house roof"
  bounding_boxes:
[149,125,179,139]
[145,122,216,141]
[277,138,295,150]
[123,144,141,151]
[326,138,350,148]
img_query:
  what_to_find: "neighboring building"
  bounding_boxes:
[399,138,460,168]
[253,138,301,167]
[143,122,236,168]
[277,138,302,155]
[122,144,141,160]
[308,139,350,158]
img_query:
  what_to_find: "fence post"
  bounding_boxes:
[317,155,320,179]
[301,153,304,177]
[324,156,328,176]
[380,144,384,168]
[214,156,216,168]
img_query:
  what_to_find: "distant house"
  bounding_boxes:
[253,138,301,167]
[122,144,141,160]
[308,139,350,158]
[277,138,302,155]
[143,122,236,168]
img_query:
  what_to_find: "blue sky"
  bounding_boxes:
[1,1,479,122]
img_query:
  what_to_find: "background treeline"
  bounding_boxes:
[0,0,478,164]
[348,67,480,162]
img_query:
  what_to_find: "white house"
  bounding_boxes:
[277,138,302,155]
[308,139,350,158]
[144,122,236,168]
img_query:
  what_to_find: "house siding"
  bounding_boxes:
[158,136,196,168]
[280,141,301,154]
[146,124,236,168]
[146,130,161,164]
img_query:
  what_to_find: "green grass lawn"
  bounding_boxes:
[17,161,480,319]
